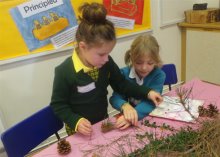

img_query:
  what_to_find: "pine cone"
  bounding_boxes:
[199,106,208,117]
[199,104,219,118]
[92,153,101,157]
[57,139,71,155]
[101,121,114,133]
[208,104,219,117]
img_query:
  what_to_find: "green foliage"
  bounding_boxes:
[141,120,174,131]
[129,126,199,157]
[128,118,220,157]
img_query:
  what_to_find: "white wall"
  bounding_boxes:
[0,0,219,132]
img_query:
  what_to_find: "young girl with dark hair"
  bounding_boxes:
[50,3,163,136]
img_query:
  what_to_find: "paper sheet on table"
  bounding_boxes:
[150,96,204,123]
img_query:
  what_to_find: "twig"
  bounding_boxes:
[176,86,198,121]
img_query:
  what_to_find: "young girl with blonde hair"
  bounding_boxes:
[110,34,165,130]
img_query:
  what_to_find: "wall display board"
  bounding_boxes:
[0,0,151,60]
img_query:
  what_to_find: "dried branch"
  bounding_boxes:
[175,86,198,121]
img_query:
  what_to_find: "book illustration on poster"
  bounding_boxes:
[32,12,69,41]
[103,0,144,25]
[10,0,77,51]
[150,96,204,123]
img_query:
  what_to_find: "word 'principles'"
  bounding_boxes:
[23,0,58,13]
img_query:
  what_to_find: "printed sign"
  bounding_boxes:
[10,0,77,51]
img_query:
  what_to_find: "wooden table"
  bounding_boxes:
[33,78,220,157]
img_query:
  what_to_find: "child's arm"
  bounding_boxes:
[147,90,163,105]
[135,100,156,120]
[110,92,138,126]
[145,70,166,105]
[135,71,166,119]
[50,65,84,131]
[121,103,138,126]
[109,91,127,111]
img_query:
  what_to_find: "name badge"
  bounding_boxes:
[77,82,96,93]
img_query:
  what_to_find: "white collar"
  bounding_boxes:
[129,67,144,85]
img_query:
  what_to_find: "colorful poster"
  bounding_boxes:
[103,0,144,25]
[10,0,77,51]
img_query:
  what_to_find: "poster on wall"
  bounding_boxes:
[10,0,78,51]
[103,0,144,25]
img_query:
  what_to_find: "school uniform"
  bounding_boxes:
[110,66,165,120]
[50,50,151,132]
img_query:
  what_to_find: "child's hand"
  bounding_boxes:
[147,90,163,106]
[77,118,92,136]
[121,103,138,126]
[115,115,131,130]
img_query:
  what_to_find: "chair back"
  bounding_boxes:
[161,64,178,91]
[1,105,63,157]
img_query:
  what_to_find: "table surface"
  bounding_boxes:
[33,78,220,157]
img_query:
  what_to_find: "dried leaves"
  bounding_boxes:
[101,118,115,133]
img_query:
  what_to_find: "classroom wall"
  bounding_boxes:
[0,0,219,139]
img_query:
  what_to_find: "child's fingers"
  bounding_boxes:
[125,111,138,126]
[128,112,138,126]
[154,95,163,105]
[115,116,127,129]
[78,119,92,136]
[81,126,92,136]
[116,120,130,130]
[118,123,130,130]
[133,112,138,126]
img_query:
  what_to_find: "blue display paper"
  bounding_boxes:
[10,0,77,51]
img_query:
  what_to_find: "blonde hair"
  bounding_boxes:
[75,2,116,47]
[124,34,162,67]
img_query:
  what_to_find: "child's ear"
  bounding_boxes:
[78,41,87,50]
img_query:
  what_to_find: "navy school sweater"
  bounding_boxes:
[50,56,151,130]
